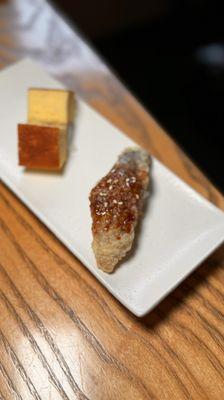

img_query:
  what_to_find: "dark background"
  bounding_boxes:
[53,0,224,192]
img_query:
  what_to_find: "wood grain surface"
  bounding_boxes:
[0,0,223,399]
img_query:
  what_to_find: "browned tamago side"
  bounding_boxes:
[18,124,61,169]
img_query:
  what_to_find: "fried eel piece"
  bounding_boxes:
[89,148,151,273]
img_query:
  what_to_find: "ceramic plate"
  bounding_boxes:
[0,59,224,316]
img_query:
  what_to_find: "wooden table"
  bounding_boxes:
[0,1,223,399]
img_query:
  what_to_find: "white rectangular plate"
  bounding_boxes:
[0,59,224,317]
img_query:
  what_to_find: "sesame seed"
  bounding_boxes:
[107,178,112,183]
[135,194,139,199]
[113,199,117,204]
[113,179,118,183]
[104,202,108,207]
[109,185,113,190]
[99,192,107,196]
[126,178,130,187]
[118,201,123,205]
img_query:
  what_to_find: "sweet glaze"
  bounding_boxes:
[90,163,146,235]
